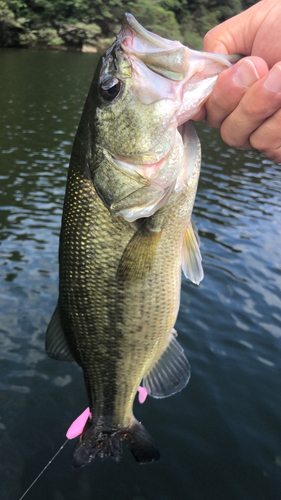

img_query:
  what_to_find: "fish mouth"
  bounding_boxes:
[116,13,241,125]
[118,13,189,82]
[120,12,182,52]
[118,13,240,82]
[99,15,242,196]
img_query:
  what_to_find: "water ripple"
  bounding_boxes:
[0,51,280,500]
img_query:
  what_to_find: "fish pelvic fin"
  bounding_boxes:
[72,419,160,467]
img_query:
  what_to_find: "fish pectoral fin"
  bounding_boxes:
[117,222,162,281]
[143,329,191,398]
[45,305,75,362]
[181,219,204,285]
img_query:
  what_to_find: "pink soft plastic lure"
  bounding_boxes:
[66,387,148,439]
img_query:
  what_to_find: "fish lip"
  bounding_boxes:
[119,12,182,52]
[117,13,240,84]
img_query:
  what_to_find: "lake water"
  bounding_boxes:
[0,48,281,500]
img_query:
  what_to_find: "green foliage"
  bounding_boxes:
[37,27,64,45]
[242,0,259,8]
[56,21,101,47]
[0,0,259,49]
[6,0,28,18]
[0,1,15,23]
[127,0,181,40]
[192,7,220,37]
[18,29,37,46]
[0,1,21,46]
[182,30,202,50]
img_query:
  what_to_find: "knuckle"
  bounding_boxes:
[270,150,281,163]
[250,112,281,163]
[220,119,250,149]
[205,114,220,128]
[249,133,265,151]
[250,136,281,162]
[268,151,281,163]
[240,90,281,121]
[249,131,264,152]
[239,99,261,120]
[203,31,214,49]
[254,145,281,163]
[220,130,236,147]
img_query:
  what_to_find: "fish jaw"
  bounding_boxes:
[94,14,240,175]
[90,14,241,226]
[118,13,241,123]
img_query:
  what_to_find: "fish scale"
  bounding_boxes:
[45,13,240,466]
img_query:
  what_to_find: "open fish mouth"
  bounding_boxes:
[94,14,241,223]
[119,13,189,82]
[116,13,241,122]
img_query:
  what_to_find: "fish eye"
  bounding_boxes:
[100,77,121,102]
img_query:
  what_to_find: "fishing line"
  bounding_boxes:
[18,439,69,500]
[18,397,146,499]
[17,406,91,500]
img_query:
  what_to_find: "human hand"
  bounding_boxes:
[193,0,281,163]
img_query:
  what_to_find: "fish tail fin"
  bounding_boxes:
[71,419,160,468]
[71,420,123,468]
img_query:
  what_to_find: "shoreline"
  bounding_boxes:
[0,43,104,53]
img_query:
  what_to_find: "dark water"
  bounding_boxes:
[0,49,281,500]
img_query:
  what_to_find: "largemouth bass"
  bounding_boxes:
[46,14,239,466]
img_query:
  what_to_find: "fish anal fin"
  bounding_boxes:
[181,219,204,285]
[143,330,191,399]
[124,421,160,464]
[117,223,162,281]
[45,305,75,362]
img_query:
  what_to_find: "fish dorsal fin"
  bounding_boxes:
[181,220,204,285]
[45,305,75,361]
[117,223,162,281]
[142,330,191,398]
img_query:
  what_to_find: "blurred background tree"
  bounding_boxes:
[0,0,260,49]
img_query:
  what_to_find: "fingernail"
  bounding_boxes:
[264,65,281,93]
[233,59,260,88]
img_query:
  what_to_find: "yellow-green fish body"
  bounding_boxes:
[46,14,240,466]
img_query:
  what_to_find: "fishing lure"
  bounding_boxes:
[67,387,148,439]
[19,387,147,499]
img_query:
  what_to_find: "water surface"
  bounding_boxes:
[0,49,281,500]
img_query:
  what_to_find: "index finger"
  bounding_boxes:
[203,1,269,56]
